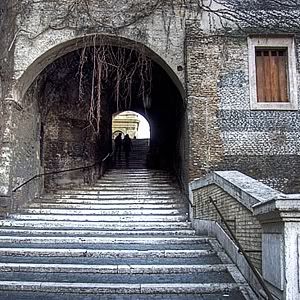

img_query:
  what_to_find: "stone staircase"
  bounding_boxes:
[0,168,255,299]
[113,138,149,169]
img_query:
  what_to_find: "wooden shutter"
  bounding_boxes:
[255,49,288,102]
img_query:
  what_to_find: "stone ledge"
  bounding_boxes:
[253,197,300,221]
[190,171,284,212]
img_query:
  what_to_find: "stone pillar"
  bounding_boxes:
[0,97,20,215]
[254,197,300,300]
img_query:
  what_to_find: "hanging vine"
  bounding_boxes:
[72,36,152,135]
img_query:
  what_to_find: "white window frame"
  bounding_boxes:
[248,36,298,110]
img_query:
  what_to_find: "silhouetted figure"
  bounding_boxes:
[123,134,132,166]
[114,133,122,159]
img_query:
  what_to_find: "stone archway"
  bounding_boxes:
[112,111,151,140]
[13,34,185,106]
[5,35,188,211]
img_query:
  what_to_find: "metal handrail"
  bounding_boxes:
[12,152,113,193]
[209,196,274,300]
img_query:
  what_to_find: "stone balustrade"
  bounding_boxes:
[189,171,299,300]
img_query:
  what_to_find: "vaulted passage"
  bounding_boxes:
[24,42,187,189]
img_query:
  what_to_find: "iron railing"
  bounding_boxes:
[12,152,113,193]
[209,196,274,300]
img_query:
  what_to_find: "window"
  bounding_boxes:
[248,37,298,110]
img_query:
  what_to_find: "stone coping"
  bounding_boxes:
[253,196,300,219]
[189,171,284,212]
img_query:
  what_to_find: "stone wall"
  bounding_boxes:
[193,184,262,270]
[189,171,284,290]
[40,71,111,190]
[186,31,225,179]
[43,111,96,189]
[0,1,17,214]
[186,22,300,193]
[10,88,41,211]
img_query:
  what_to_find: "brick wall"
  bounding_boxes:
[193,184,262,270]
[186,31,225,179]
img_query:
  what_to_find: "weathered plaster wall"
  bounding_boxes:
[10,88,41,211]
[12,1,186,102]
[0,1,17,214]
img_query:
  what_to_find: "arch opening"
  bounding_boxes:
[14,38,188,193]
[112,111,150,140]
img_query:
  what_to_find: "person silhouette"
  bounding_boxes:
[123,134,132,166]
[114,133,122,160]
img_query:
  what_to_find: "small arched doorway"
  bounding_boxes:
[112,111,151,169]
[112,111,150,140]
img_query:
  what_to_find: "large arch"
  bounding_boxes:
[9,35,189,210]
[13,34,185,105]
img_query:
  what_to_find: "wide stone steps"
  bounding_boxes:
[0,236,207,245]
[0,291,247,300]
[9,214,188,222]
[0,253,222,266]
[51,195,179,201]
[28,203,186,209]
[56,190,177,195]
[0,220,192,230]
[22,208,185,215]
[38,198,182,204]
[0,282,246,295]
[0,168,254,299]
[0,263,232,274]
[0,228,196,237]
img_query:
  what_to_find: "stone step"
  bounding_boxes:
[22,208,186,216]
[95,180,175,184]
[113,160,147,163]
[93,183,177,187]
[112,166,148,169]
[53,195,180,200]
[56,190,177,195]
[37,198,183,205]
[28,203,186,210]
[0,220,192,230]
[0,271,235,285]
[0,228,196,237]
[102,175,172,179]
[0,236,208,245]
[0,263,232,274]
[57,187,178,192]
[9,214,188,222]
[0,164,252,300]
[104,170,168,173]
[0,281,245,294]
[113,164,148,167]
[0,248,215,258]
[0,255,222,266]
[99,176,173,179]
[0,242,209,251]
[0,290,248,300]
